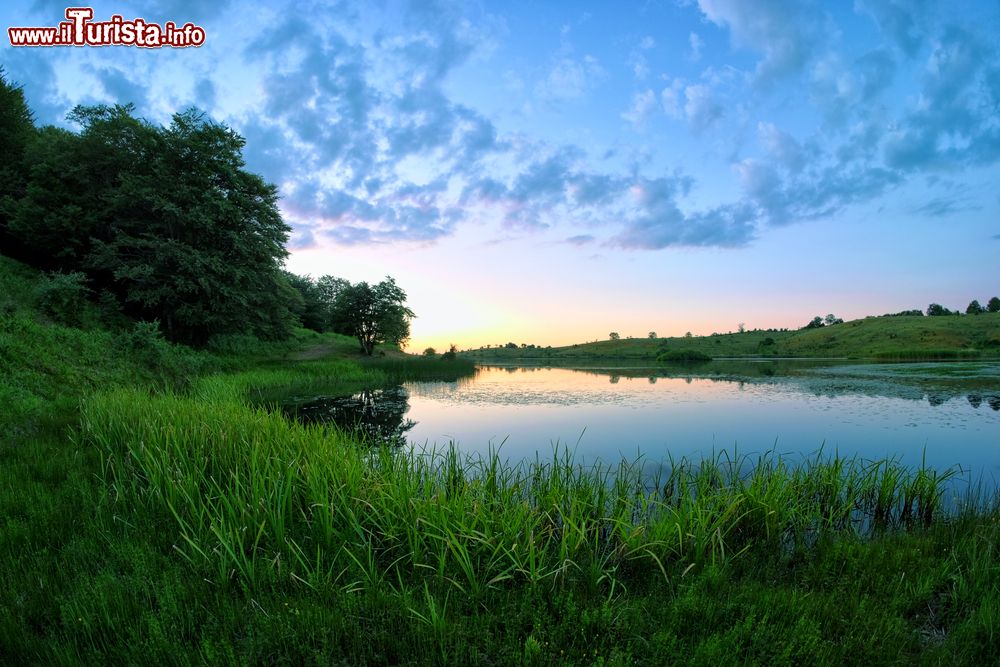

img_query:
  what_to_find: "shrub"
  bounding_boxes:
[114,320,167,363]
[657,349,712,362]
[34,271,91,326]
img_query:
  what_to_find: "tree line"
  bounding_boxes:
[930,299,1000,316]
[0,69,411,354]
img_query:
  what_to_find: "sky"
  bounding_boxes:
[3,0,999,351]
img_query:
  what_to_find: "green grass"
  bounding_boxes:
[4,253,1000,663]
[85,375,968,590]
[465,314,1000,362]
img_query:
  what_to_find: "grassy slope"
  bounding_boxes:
[3,254,1000,664]
[463,314,1000,362]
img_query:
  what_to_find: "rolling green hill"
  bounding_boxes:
[463,314,1000,362]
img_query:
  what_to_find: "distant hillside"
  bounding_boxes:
[462,315,1000,362]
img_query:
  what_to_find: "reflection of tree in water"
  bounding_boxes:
[966,394,1000,411]
[927,393,946,407]
[288,386,415,447]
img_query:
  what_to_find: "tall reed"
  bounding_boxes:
[81,367,965,596]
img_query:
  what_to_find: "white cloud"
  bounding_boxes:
[697,0,823,86]
[683,84,723,131]
[689,32,704,62]
[537,55,606,102]
[757,122,805,172]
[622,89,658,127]
[661,79,685,118]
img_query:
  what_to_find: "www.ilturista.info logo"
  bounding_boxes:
[8,7,206,48]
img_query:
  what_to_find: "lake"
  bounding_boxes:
[287,360,1000,483]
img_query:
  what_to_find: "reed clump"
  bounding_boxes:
[81,369,964,595]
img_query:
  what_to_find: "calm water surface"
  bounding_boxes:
[291,361,1000,481]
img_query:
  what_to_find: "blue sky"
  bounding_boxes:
[4,0,999,349]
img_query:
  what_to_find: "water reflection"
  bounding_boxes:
[280,361,1000,479]
[285,386,416,447]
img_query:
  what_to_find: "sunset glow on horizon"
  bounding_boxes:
[5,1,998,351]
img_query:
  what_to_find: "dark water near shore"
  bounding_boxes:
[285,360,1000,482]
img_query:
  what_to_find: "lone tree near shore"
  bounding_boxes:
[329,277,414,355]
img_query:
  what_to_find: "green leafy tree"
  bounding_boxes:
[423,347,437,356]
[8,111,137,270]
[88,108,292,343]
[648,331,657,338]
[285,273,330,332]
[824,314,843,325]
[0,68,35,248]
[926,303,954,316]
[329,277,414,355]
[609,332,620,340]
[804,316,824,329]
[3,91,300,344]
[966,300,985,315]
[988,297,1000,313]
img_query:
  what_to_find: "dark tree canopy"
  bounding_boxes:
[988,297,1000,313]
[285,273,325,332]
[329,277,414,355]
[927,303,955,316]
[966,300,984,315]
[4,102,295,344]
[0,68,37,250]
[90,108,294,343]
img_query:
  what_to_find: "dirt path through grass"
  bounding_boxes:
[289,343,338,360]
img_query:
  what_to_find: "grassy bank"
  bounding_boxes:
[464,313,1000,362]
[7,360,1000,663]
[4,255,1000,663]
